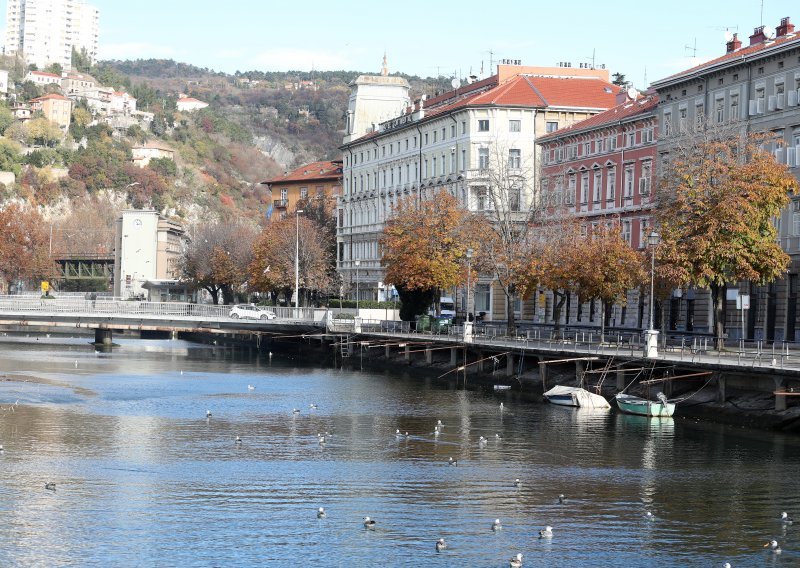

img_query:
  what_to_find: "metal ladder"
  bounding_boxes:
[340,335,350,358]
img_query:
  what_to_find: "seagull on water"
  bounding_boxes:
[645,511,655,521]
[309,403,318,409]
[448,457,457,466]
[514,479,522,488]
[558,494,566,504]
[206,410,212,418]
[435,538,447,552]
[247,384,255,391]
[478,436,487,446]
[45,482,56,491]
[437,419,443,427]
[539,525,553,538]
[781,511,793,524]
[492,518,502,531]
[495,433,502,440]
[235,436,242,444]
[363,516,376,529]
[764,540,782,554]
[509,553,523,568]
[292,408,300,414]
[317,507,326,519]
[723,563,731,568]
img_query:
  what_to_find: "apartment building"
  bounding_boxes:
[29,92,71,129]
[262,160,343,218]
[338,62,618,317]
[5,0,99,71]
[651,16,800,341]
[538,91,659,328]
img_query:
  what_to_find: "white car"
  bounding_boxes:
[228,304,277,320]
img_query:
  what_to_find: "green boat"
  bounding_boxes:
[615,392,675,417]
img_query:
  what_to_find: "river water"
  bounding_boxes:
[0,336,798,567]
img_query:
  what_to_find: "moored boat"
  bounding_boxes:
[543,385,610,409]
[615,392,675,417]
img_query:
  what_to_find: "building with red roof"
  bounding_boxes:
[537,91,658,329]
[261,160,342,218]
[651,15,800,341]
[29,92,72,130]
[338,62,618,313]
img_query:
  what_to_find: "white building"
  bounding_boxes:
[338,62,618,317]
[0,70,8,94]
[5,0,99,72]
[113,210,189,301]
[176,97,209,112]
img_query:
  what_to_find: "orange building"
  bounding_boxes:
[262,160,342,219]
[29,93,72,130]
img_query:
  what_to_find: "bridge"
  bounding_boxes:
[0,295,327,344]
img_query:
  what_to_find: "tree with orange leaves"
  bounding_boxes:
[381,191,479,320]
[656,130,797,349]
[0,203,53,292]
[573,224,647,342]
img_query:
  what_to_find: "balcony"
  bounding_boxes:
[273,199,288,209]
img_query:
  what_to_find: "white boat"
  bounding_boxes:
[615,392,675,417]
[543,385,611,409]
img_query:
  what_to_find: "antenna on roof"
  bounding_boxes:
[684,38,697,58]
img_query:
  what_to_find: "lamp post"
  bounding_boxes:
[295,209,304,315]
[354,259,360,315]
[465,248,474,342]
[645,230,660,358]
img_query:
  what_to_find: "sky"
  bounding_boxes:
[2,0,799,87]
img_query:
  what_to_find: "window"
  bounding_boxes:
[450,124,456,137]
[441,127,446,140]
[508,149,521,169]
[663,112,672,136]
[280,188,288,200]
[567,174,576,204]
[593,169,602,202]
[679,107,687,131]
[639,162,652,195]
[461,121,466,134]
[622,220,631,244]
[478,119,489,132]
[474,283,491,312]
[300,186,308,200]
[509,185,521,211]
[461,149,466,171]
[405,139,409,150]
[509,119,521,132]
[730,94,739,121]
[584,142,591,155]
[794,212,800,236]
[606,166,616,202]
[478,148,490,169]
[475,187,488,210]
[623,165,634,198]
[433,130,437,143]
[580,172,589,204]
[382,146,386,157]
[639,218,649,250]
[546,121,559,133]
[423,159,428,178]
[413,136,417,148]
[450,152,456,173]
[643,128,654,143]
[432,156,437,176]
[424,133,429,145]
[695,103,704,129]
[626,132,635,147]
[715,99,724,123]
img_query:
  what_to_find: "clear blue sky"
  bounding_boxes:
[3,0,798,87]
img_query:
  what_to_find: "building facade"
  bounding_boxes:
[113,210,189,301]
[29,92,72,129]
[651,16,800,341]
[262,160,343,218]
[6,0,99,71]
[338,63,618,315]
[537,92,659,329]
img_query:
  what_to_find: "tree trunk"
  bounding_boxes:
[205,286,219,305]
[710,282,726,351]
[552,291,566,338]
[600,300,606,344]
[505,285,516,336]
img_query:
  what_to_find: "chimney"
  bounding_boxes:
[776,17,795,37]
[725,33,742,53]
[749,25,767,46]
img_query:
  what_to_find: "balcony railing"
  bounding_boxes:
[273,199,288,208]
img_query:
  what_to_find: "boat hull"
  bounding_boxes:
[615,394,675,417]
[544,386,611,409]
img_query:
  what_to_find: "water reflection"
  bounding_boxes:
[0,337,798,566]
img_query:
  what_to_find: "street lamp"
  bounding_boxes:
[645,230,660,358]
[354,259,361,315]
[465,248,474,342]
[295,209,304,314]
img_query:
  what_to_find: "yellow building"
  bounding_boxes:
[262,160,342,219]
[29,93,72,130]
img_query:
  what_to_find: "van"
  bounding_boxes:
[429,296,455,317]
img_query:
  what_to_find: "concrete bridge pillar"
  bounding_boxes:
[95,328,112,346]
[506,353,514,377]
[404,344,410,362]
[717,376,727,404]
[616,369,625,391]
[451,347,458,366]
[425,347,433,364]
[385,344,391,358]
[774,377,787,412]
[575,360,585,386]
[539,361,548,391]
[477,352,485,373]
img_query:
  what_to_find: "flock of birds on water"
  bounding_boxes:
[2,379,794,566]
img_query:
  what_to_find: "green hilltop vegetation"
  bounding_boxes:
[0,53,452,225]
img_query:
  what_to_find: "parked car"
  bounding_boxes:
[228,304,277,320]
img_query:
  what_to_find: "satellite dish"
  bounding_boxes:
[450,77,460,89]
[763,25,775,39]
[627,87,638,100]
[724,30,734,42]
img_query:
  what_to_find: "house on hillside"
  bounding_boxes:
[24,70,61,86]
[62,71,97,94]
[176,97,209,112]
[29,93,72,129]
[132,142,175,167]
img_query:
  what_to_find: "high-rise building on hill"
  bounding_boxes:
[5,0,99,71]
